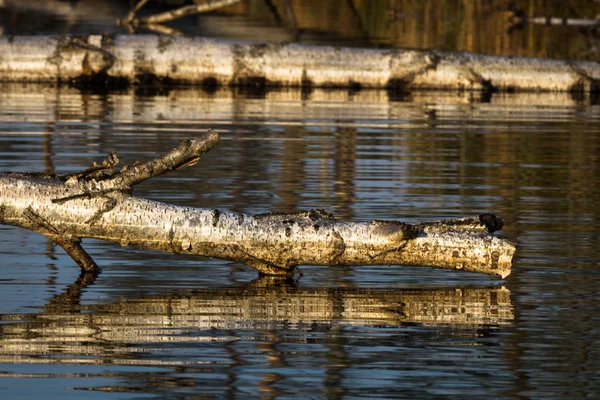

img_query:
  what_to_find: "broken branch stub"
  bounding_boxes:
[0,130,516,278]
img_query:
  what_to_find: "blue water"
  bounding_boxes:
[1,85,599,398]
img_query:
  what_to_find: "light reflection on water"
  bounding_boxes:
[0,84,599,398]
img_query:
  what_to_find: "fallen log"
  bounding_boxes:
[0,34,598,92]
[0,130,516,278]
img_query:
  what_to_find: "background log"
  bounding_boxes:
[0,34,598,92]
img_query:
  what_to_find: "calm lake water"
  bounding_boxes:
[0,84,598,398]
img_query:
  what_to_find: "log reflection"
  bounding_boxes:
[0,272,512,366]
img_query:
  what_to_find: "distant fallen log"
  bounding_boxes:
[0,34,598,92]
[0,130,516,278]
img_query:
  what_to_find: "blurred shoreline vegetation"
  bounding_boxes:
[0,0,598,61]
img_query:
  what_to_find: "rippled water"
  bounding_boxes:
[0,84,599,398]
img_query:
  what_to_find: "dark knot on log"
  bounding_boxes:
[479,213,504,232]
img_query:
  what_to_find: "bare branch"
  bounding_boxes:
[124,0,151,24]
[22,207,98,272]
[118,0,240,28]
[110,129,220,188]
[140,0,241,25]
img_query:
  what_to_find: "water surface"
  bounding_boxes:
[0,85,599,398]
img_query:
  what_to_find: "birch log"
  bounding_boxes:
[0,34,598,92]
[0,130,516,278]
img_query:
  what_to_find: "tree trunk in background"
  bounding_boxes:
[0,34,598,92]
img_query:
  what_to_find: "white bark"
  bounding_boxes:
[0,131,516,278]
[0,34,598,92]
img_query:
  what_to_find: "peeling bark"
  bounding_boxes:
[0,130,516,278]
[0,34,598,92]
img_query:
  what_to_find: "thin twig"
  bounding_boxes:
[124,0,151,24]
[131,0,151,14]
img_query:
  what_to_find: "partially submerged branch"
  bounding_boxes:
[0,130,516,278]
[0,34,598,92]
[22,206,99,272]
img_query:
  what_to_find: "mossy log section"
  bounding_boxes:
[0,34,598,92]
[0,130,516,278]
